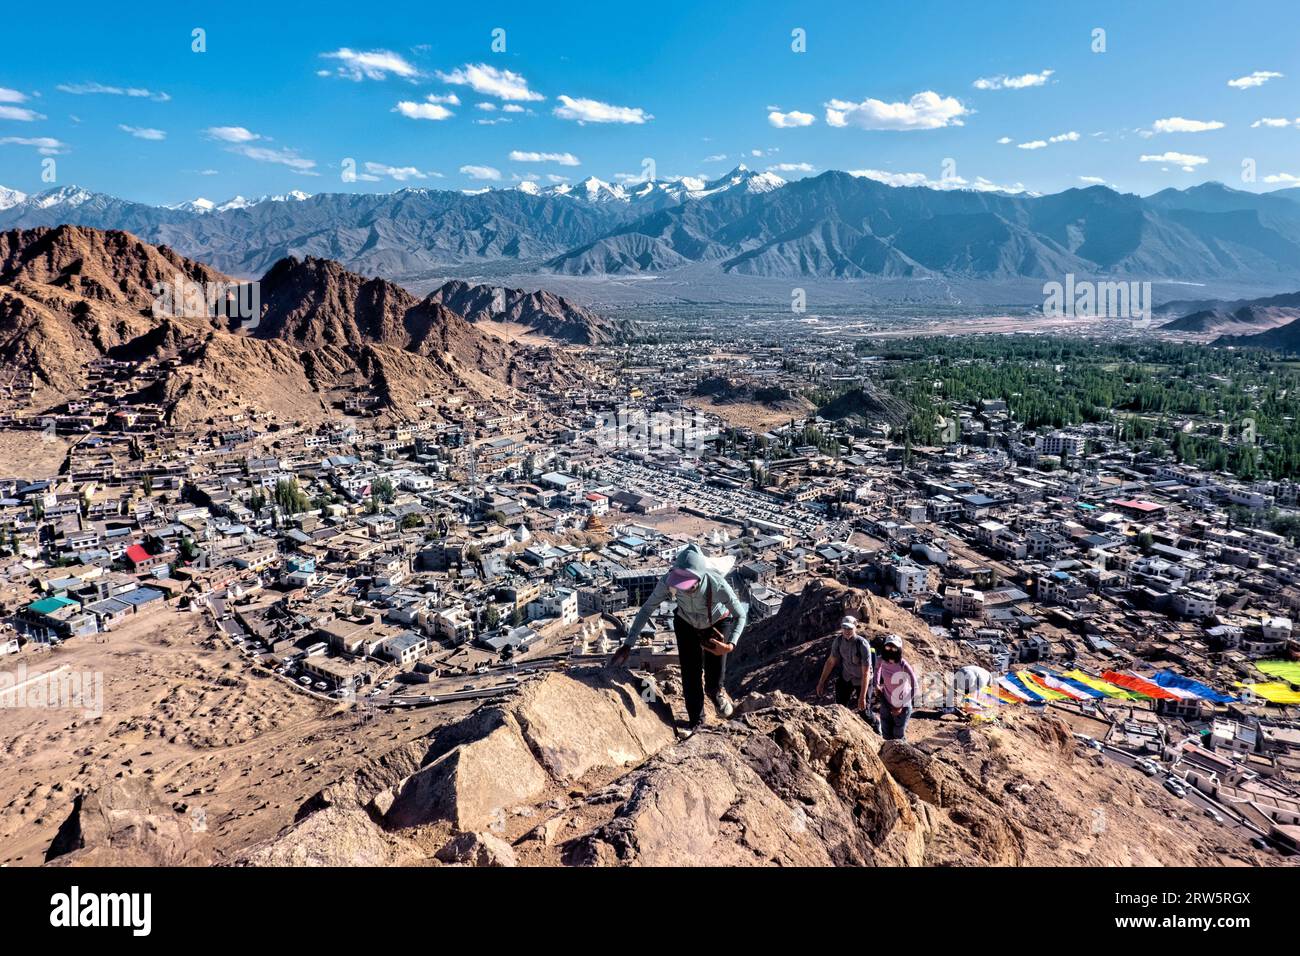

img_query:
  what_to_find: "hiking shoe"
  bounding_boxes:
[676,718,702,740]
[713,690,734,719]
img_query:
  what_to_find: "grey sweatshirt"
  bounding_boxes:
[622,544,749,648]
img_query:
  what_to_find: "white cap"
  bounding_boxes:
[883,634,904,649]
[840,615,858,629]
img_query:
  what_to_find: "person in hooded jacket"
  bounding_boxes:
[610,544,748,729]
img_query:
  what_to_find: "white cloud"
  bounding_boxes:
[973,69,1054,90]
[825,90,968,130]
[460,164,501,180]
[502,104,525,113]
[476,102,497,111]
[209,132,315,172]
[767,109,814,128]
[0,136,66,155]
[508,150,580,166]
[1018,131,1078,149]
[320,48,421,81]
[119,124,165,140]
[206,126,260,143]
[426,93,460,106]
[768,162,815,172]
[1263,172,1300,185]
[0,88,27,103]
[199,169,219,175]
[553,94,652,124]
[437,64,542,101]
[1140,151,1209,172]
[703,153,727,162]
[1252,117,1296,128]
[1151,117,1225,133]
[363,162,435,181]
[474,117,511,125]
[1079,175,1107,184]
[546,173,568,183]
[996,136,1012,144]
[393,100,454,121]
[56,82,169,102]
[0,105,43,121]
[1228,70,1283,89]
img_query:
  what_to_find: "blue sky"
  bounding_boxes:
[2,0,1299,204]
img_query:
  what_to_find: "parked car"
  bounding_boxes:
[1164,778,1187,798]
[1204,808,1224,824]
[314,681,327,692]
[298,676,311,686]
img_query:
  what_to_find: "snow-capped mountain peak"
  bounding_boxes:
[567,176,626,203]
[0,185,26,211]
[697,164,785,197]
[33,185,97,209]
[164,197,216,214]
[212,191,312,213]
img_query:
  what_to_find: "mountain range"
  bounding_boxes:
[3,173,1300,290]
[0,225,606,424]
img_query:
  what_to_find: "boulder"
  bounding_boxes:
[242,806,422,867]
[510,667,675,781]
[384,712,550,831]
[382,669,675,831]
[436,830,518,867]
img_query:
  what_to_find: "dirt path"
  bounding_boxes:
[0,610,463,866]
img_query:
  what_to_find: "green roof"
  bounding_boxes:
[28,596,77,615]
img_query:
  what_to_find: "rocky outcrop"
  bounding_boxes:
[243,580,1269,869]
[567,692,927,867]
[45,776,205,867]
[428,279,632,345]
[378,668,674,831]
[435,830,518,867]
[242,806,422,867]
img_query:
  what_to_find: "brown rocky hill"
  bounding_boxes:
[0,224,229,311]
[1164,290,1300,336]
[0,225,576,424]
[226,578,1261,868]
[426,278,632,345]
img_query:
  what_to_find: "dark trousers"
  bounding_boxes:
[674,615,725,725]
[835,677,861,708]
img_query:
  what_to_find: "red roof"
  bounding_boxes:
[125,544,151,563]
[1113,499,1163,513]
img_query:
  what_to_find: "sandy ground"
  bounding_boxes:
[0,429,76,480]
[0,609,469,866]
[697,398,812,431]
[474,320,565,347]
